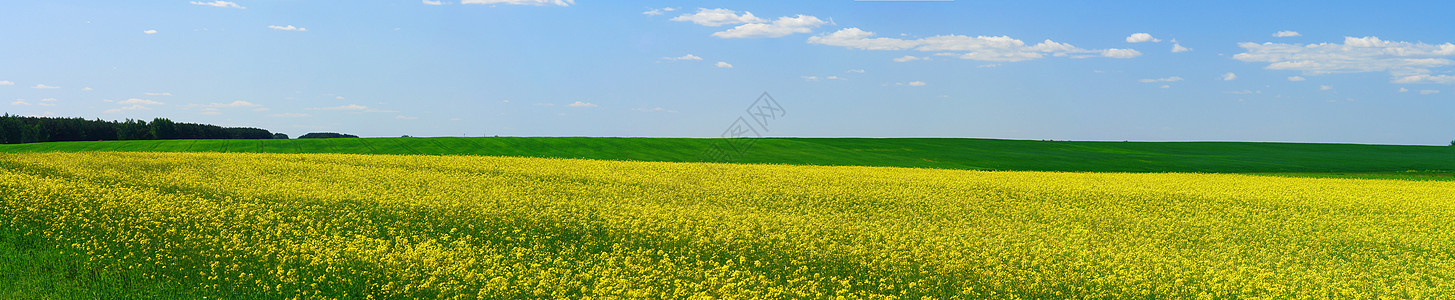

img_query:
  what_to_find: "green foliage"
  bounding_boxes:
[298,132,359,139]
[0,115,274,144]
[272,133,289,139]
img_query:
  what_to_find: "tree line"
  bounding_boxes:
[0,114,277,144]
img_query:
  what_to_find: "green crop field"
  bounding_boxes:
[2,137,1453,176]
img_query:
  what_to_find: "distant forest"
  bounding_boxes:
[0,115,275,144]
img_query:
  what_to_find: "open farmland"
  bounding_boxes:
[2,137,1453,174]
[3,151,1453,298]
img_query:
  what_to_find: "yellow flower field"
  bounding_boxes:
[1,151,1453,298]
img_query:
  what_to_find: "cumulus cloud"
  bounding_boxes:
[1420,89,1440,95]
[711,15,827,39]
[1126,33,1160,43]
[568,101,597,107]
[809,28,1139,62]
[801,76,819,81]
[1139,76,1184,83]
[423,0,444,5]
[1400,87,1409,92]
[1288,76,1306,81]
[118,98,164,105]
[1391,74,1455,84]
[642,7,675,16]
[1234,36,1455,84]
[892,55,929,62]
[662,54,702,61]
[1320,85,1333,90]
[671,8,764,27]
[268,25,307,32]
[1172,43,1191,53]
[190,1,245,9]
[715,61,733,68]
[460,0,572,6]
[1222,72,1237,81]
[1101,48,1142,59]
[0,81,12,85]
[144,30,157,34]
[1273,31,1301,37]
[893,81,927,87]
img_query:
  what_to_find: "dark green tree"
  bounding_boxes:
[150,118,177,140]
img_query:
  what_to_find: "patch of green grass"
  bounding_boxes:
[1,137,1452,174]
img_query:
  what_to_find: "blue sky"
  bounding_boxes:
[3,1,1453,145]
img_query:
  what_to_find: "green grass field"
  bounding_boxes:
[2,137,1453,174]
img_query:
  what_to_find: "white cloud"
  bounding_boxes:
[1126,33,1160,43]
[396,115,418,120]
[1419,89,1440,95]
[268,25,307,32]
[1101,48,1142,59]
[461,0,572,6]
[643,7,675,16]
[568,101,597,107]
[801,76,819,81]
[826,76,841,80]
[1273,31,1301,38]
[715,61,733,68]
[1222,72,1237,81]
[0,81,12,85]
[894,81,927,87]
[190,1,245,9]
[10,100,29,106]
[118,98,164,105]
[143,92,172,96]
[33,84,59,89]
[892,55,929,62]
[422,0,444,5]
[1171,43,1190,53]
[671,8,764,27]
[1399,87,1409,92]
[1391,74,1455,84]
[1320,85,1333,90]
[83,87,93,91]
[335,96,345,99]
[1288,76,1306,81]
[846,69,866,73]
[1160,85,1171,89]
[809,28,1136,62]
[269,113,310,118]
[1139,76,1184,83]
[662,54,702,61]
[978,64,1000,68]
[41,98,56,102]
[1234,36,1455,84]
[144,30,157,35]
[711,15,827,39]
